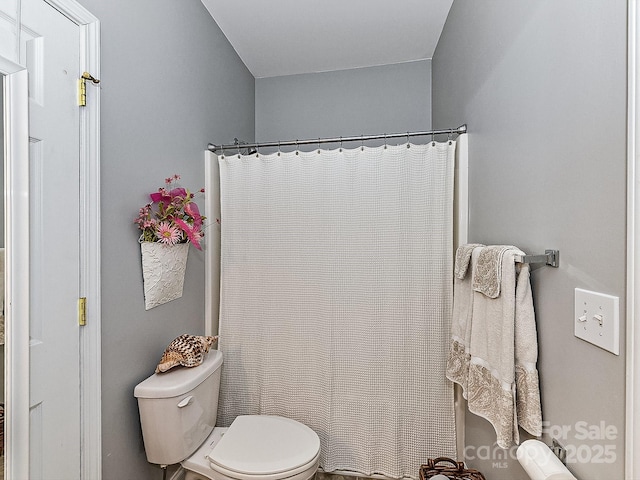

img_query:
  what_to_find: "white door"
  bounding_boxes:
[21,1,81,478]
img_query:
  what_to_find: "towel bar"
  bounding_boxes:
[514,249,559,268]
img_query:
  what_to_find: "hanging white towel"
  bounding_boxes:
[513,261,543,438]
[472,245,515,298]
[466,246,542,448]
[454,243,484,280]
[447,244,484,397]
[448,245,543,447]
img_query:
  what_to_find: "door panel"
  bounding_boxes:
[21,1,81,478]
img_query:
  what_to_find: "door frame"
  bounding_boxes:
[59,2,102,477]
[628,0,640,477]
[2,52,31,480]
[4,1,102,478]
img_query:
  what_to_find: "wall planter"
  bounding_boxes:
[135,175,205,310]
[140,242,189,310]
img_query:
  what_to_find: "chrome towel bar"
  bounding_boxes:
[514,249,559,268]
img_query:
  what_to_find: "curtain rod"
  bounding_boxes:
[207,124,467,154]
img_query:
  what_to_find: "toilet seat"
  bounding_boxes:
[209,415,320,479]
[208,451,320,480]
[182,416,320,480]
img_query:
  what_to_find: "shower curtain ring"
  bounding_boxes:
[431,131,435,147]
[277,141,281,156]
[318,138,321,154]
[448,131,453,145]
[296,139,299,155]
[237,142,241,158]
[407,132,411,148]
[220,144,225,158]
[361,134,364,151]
[384,133,387,149]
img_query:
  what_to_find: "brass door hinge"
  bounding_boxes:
[78,297,87,326]
[78,72,100,107]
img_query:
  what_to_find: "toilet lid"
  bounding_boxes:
[207,415,320,476]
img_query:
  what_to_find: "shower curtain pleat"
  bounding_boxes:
[217,142,457,479]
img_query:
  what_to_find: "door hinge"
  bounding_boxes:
[78,297,87,326]
[78,72,100,107]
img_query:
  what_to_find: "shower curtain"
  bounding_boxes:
[217,141,457,479]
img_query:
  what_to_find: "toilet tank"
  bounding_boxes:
[134,349,223,466]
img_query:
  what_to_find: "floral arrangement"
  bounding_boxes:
[135,174,206,250]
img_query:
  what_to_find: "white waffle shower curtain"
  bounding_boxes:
[217,141,457,479]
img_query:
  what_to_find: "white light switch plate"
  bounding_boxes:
[574,288,619,355]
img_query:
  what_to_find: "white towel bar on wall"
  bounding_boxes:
[514,249,560,268]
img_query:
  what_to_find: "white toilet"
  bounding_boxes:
[134,349,321,480]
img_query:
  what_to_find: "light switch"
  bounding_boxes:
[574,288,619,355]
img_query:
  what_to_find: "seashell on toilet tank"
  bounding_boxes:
[155,334,218,373]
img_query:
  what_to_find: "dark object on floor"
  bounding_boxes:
[420,457,486,480]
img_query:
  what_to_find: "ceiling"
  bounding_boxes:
[200,0,454,79]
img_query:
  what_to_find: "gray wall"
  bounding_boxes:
[255,60,432,148]
[75,1,254,478]
[432,2,627,479]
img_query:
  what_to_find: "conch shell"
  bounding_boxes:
[155,334,219,373]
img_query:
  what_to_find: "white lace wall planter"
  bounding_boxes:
[140,242,189,310]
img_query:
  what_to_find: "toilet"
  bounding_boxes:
[134,349,321,480]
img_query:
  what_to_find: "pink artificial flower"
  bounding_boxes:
[150,187,187,204]
[169,187,187,198]
[150,190,171,204]
[174,217,202,250]
[192,227,204,245]
[185,202,202,228]
[156,221,181,246]
[136,175,206,246]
